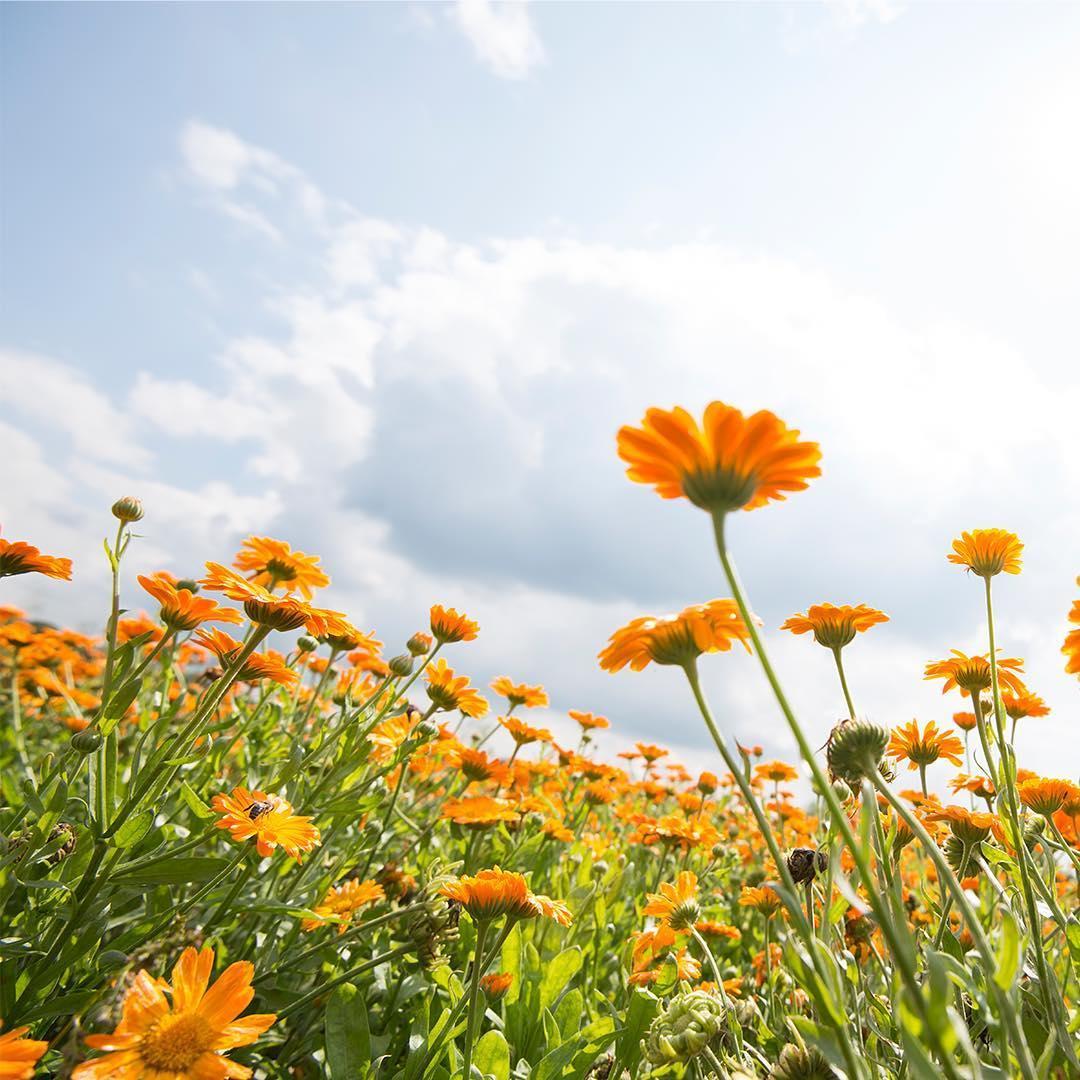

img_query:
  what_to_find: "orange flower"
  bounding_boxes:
[643,871,700,929]
[947,529,1023,578]
[951,711,979,732]
[430,604,479,644]
[739,885,784,918]
[924,650,1026,698]
[72,946,275,1079]
[599,599,754,672]
[499,715,552,746]
[424,659,488,717]
[441,796,520,828]
[617,401,821,514]
[755,760,798,784]
[568,709,610,731]
[1018,777,1079,818]
[490,676,549,709]
[925,805,995,845]
[212,786,321,862]
[0,1024,48,1079]
[694,920,741,942]
[200,563,329,635]
[0,532,72,581]
[233,536,329,599]
[480,972,514,999]
[950,773,996,800]
[137,574,243,632]
[193,628,298,687]
[301,878,385,933]
[1002,690,1049,721]
[1064,581,1080,677]
[440,867,571,925]
[780,603,888,650]
[453,747,510,785]
[886,720,964,771]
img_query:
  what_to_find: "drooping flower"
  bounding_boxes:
[440,867,571,926]
[424,659,488,717]
[72,946,275,1079]
[643,871,700,930]
[0,1024,49,1079]
[490,676,549,709]
[301,878,385,933]
[193,628,298,687]
[780,603,888,650]
[599,599,754,673]
[886,720,964,771]
[924,650,1026,698]
[617,401,821,514]
[138,574,245,632]
[200,563,330,635]
[212,786,321,862]
[0,531,72,581]
[947,529,1023,578]
[233,536,330,599]
[429,604,479,644]
[1018,777,1080,818]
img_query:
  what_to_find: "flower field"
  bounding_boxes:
[1,399,1078,1079]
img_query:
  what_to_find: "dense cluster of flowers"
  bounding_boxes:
[1,400,1077,1080]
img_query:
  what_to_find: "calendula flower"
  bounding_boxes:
[1064,581,1080,677]
[952,711,979,732]
[886,720,964,771]
[200,563,330,635]
[924,650,1026,697]
[568,709,610,730]
[1018,777,1079,818]
[72,946,275,1079]
[212,786,321,862]
[925,805,995,845]
[489,676,548,709]
[643,871,700,930]
[1002,690,1049,722]
[193,628,298,687]
[233,536,330,599]
[499,715,552,746]
[694,920,741,942]
[480,972,514,999]
[599,599,754,673]
[0,1024,49,1079]
[738,885,784,917]
[138,574,243,632]
[301,878,385,933]
[441,796,520,828]
[755,760,799,784]
[0,531,72,581]
[452,747,510,785]
[430,604,478,644]
[780,603,888,650]
[425,659,488,717]
[950,773,996,800]
[617,401,821,514]
[440,867,571,926]
[947,529,1023,578]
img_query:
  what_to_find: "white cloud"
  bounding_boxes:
[452,0,545,79]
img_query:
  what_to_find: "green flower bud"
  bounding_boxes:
[642,989,727,1065]
[389,653,414,677]
[826,719,889,787]
[296,636,318,653]
[111,496,144,523]
[768,1043,837,1080]
[71,728,102,754]
[97,949,129,972]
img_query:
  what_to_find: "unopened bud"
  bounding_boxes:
[111,496,144,523]
[71,728,102,754]
[389,654,414,677]
[97,950,129,972]
[175,579,200,594]
[407,632,433,657]
[296,637,318,653]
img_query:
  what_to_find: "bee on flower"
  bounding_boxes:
[212,786,321,862]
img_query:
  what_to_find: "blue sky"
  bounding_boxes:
[2,1,1078,779]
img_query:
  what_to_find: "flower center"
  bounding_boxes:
[140,1012,214,1071]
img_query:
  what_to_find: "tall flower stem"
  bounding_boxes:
[832,646,857,720]
[460,920,490,1080]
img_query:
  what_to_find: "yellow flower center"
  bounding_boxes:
[140,1012,214,1071]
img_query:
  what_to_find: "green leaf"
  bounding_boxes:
[325,983,371,1080]
[105,676,143,720]
[614,988,657,1076]
[555,987,583,1040]
[995,908,1021,990]
[180,781,215,820]
[22,989,101,1022]
[114,808,155,849]
[501,921,523,1004]
[539,946,582,1010]
[112,857,230,885]
[472,1029,510,1080]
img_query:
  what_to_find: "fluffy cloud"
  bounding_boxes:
[4,120,1078,786]
[451,0,545,80]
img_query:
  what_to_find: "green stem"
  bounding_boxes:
[832,646,857,720]
[461,920,490,1080]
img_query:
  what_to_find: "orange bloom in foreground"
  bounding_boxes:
[200,563,330,636]
[490,676,549,709]
[212,786,321,862]
[0,1024,48,1079]
[1018,777,1080,818]
[886,720,964,771]
[430,604,479,644]
[139,574,244,632]
[424,659,488,718]
[233,536,330,600]
[780,603,888,650]
[643,871,699,929]
[947,529,1023,578]
[924,805,995,844]
[193,628,298,687]
[924,650,1025,698]
[72,946,275,1080]
[1064,581,1080,678]
[0,532,72,581]
[440,867,571,926]
[599,599,754,672]
[441,796,520,828]
[617,401,821,514]
[301,878,385,933]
